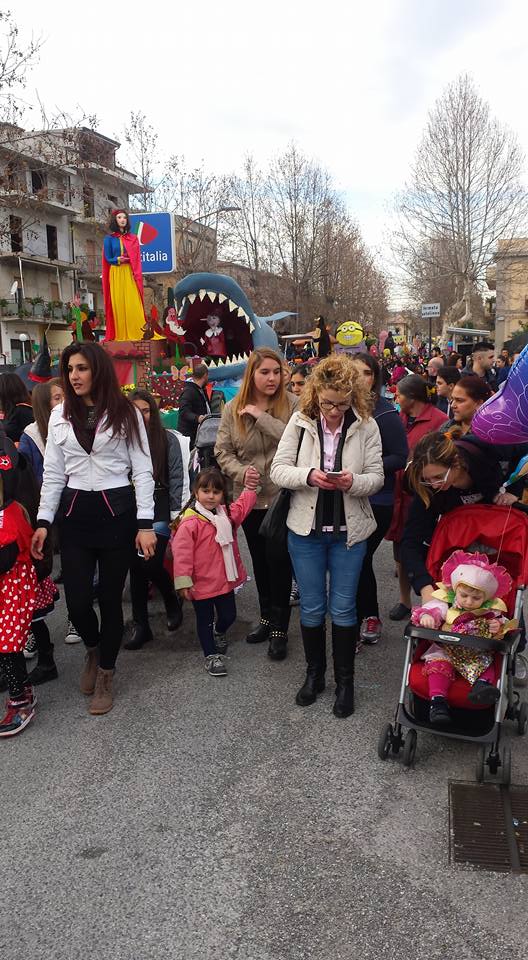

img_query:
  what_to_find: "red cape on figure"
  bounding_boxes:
[102,232,144,341]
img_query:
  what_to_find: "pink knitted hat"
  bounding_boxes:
[441,550,512,600]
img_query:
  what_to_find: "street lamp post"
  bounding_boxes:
[19,332,29,364]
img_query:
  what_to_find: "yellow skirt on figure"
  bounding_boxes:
[108,263,146,342]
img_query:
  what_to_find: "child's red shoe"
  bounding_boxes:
[0,698,35,737]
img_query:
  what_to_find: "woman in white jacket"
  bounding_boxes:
[270,355,383,718]
[31,342,155,716]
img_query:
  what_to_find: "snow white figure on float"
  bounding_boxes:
[102,209,161,341]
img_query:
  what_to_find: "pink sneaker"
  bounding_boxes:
[360,617,382,645]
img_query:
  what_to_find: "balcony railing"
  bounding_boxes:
[75,254,102,275]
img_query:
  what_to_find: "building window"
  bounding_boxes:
[31,169,47,195]
[49,281,59,301]
[46,224,58,260]
[9,215,22,253]
[83,185,95,218]
[108,194,118,206]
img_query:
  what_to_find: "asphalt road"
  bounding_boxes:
[1,540,527,960]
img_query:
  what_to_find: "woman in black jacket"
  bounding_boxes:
[126,390,184,649]
[401,430,515,604]
[353,353,408,644]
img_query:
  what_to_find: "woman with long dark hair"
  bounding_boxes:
[31,342,155,715]
[125,389,184,649]
[215,347,297,660]
[0,373,34,442]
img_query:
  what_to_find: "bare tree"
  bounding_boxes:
[0,10,42,122]
[395,74,528,325]
[123,111,157,212]
[227,155,271,273]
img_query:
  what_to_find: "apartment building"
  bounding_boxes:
[486,238,528,349]
[0,124,142,363]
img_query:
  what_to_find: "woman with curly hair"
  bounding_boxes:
[270,354,384,717]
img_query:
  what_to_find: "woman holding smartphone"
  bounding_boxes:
[270,355,383,718]
[31,342,155,716]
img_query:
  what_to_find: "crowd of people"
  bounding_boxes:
[0,334,526,736]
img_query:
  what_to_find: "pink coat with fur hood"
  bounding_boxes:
[172,489,256,600]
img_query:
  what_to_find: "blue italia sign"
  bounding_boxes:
[129,212,175,274]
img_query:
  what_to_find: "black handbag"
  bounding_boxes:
[260,428,305,546]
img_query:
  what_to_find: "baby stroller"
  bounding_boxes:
[188,414,222,486]
[378,504,528,783]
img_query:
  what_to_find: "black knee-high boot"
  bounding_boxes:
[295,624,326,706]
[332,623,357,718]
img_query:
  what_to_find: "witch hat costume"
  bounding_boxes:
[29,333,52,384]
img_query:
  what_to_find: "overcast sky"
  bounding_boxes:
[13,0,528,277]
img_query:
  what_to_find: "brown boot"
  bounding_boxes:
[89,668,114,715]
[79,647,99,695]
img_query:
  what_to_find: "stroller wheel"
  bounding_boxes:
[517,701,527,736]
[501,745,512,786]
[377,722,393,761]
[476,746,486,783]
[402,729,417,768]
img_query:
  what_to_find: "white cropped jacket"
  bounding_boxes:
[37,404,155,526]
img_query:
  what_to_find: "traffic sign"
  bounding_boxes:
[129,212,175,274]
[421,302,441,318]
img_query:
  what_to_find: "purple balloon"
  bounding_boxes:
[472,344,528,443]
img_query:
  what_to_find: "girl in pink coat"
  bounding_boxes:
[172,468,256,676]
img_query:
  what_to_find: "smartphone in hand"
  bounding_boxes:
[325,471,343,480]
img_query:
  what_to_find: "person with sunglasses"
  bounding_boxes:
[271,354,383,718]
[401,430,514,608]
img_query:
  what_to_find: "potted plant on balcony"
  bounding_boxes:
[28,296,45,317]
[44,301,53,319]
[52,299,63,319]
[5,299,19,316]
[0,299,7,317]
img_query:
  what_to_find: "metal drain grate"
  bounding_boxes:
[449,781,528,873]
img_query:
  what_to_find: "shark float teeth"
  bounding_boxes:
[218,293,227,304]
[204,352,250,368]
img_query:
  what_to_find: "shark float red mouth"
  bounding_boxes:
[178,288,254,370]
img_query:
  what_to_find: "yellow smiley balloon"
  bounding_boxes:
[335,320,364,347]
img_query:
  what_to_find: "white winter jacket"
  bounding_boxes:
[37,404,155,525]
[270,410,384,547]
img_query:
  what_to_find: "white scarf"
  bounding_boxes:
[194,502,238,581]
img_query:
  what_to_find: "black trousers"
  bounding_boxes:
[61,540,134,670]
[242,508,292,624]
[192,591,237,657]
[0,652,28,700]
[356,503,394,622]
[129,536,175,627]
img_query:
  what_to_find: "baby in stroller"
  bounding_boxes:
[412,551,517,724]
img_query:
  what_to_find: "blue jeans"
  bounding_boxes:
[287,531,367,627]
